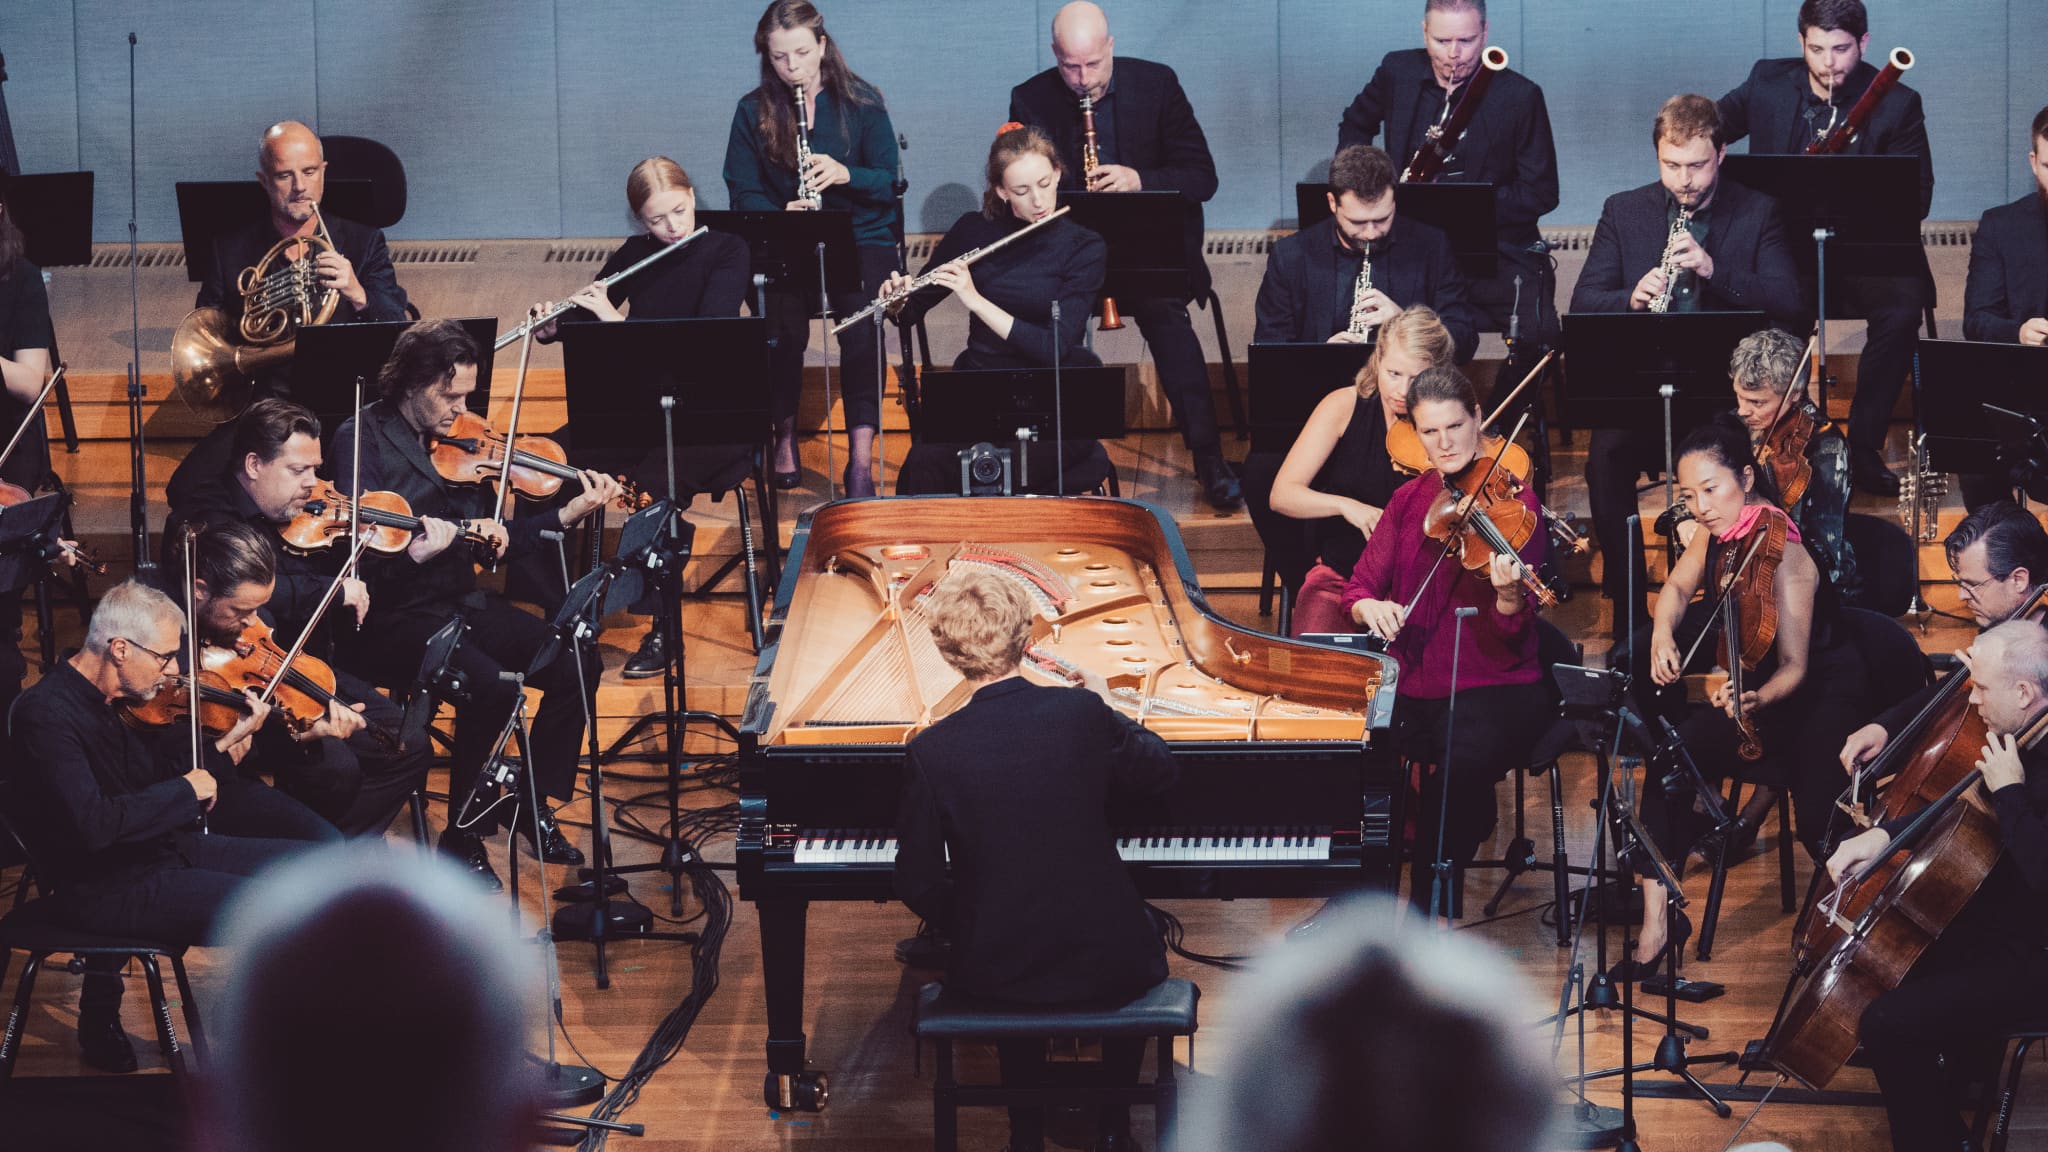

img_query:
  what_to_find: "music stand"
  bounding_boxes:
[1913,339,2048,479]
[291,317,497,442]
[4,171,94,454]
[1720,154,1925,410]
[1057,190,1247,435]
[1557,312,1764,435]
[559,316,778,639]
[1247,342,1372,456]
[1296,181,1498,281]
[173,179,377,288]
[916,365,1127,494]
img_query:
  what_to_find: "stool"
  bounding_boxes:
[914,978,1199,1152]
[0,900,205,1091]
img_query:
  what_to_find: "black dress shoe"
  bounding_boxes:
[1603,910,1693,984]
[622,630,668,680]
[78,1013,139,1074]
[518,805,586,867]
[773,468,801,490]
[438,829,503,892]
[1853,451,1902,497]
[1195,455,1243,512]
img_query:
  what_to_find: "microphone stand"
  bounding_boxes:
[816,241,837,500]
[124,31,154,578]
[1052,299,1065,496]
[1425,605,1478,925]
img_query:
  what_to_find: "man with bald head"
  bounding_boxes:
[1009,2,1241,511]
[195,120,409,399]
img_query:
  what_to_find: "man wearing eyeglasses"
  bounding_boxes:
[4,579,334,1075]
[1838,502,2048,775]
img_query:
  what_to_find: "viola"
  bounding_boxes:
[210,618,399,748]
[1712,505,1789,762]
[1420,443,1558,608]
[1389,420,1587,557]
[281,478,499,559]
[429,410,646,511]
[118,668,259,737]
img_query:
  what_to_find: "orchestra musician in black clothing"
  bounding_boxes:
[5,580,334,1074]
[1336,0,1560,376]
[1958,107,2048,510]
[1254,144,1481,362]
[1572,94,1802,640]
[894,568,1176,1152]
[333,320,620,889]
[723,0,902,498]
[1715,0,1934,498]
[0,179,57,725]
[1829,618,2048,1152]
[1008,1,1241,511]
[885,125,1117,497]
[531,156,752,678]
[195,120,410,399]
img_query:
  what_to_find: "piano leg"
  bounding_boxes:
[759,897,831,1111]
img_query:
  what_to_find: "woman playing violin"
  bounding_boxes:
[1339,365,1551,911]
[0,179,57,722]
[1270,306,1455,636]
[1619,418,1866,979]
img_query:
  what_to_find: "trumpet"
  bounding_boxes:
[794,83,823,210]
[1647,206,1694,314]
[832,206,1070,335]
[1899,432,1946,543]
[493,226,707,350]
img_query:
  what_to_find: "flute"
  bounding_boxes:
[830,207,1070,335]
[493,226,708,350]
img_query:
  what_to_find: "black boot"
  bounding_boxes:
[78,1012,139,1074]
[1195,452,1243,511]
[438,828,503,892]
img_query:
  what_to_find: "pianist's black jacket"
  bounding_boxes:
[895,677,1175,1004]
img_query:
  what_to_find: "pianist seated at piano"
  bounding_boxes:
[885,123,1116,496]
[894,568,1176,1152]
[1269,305,1455,637]
[1339,365,1551,911]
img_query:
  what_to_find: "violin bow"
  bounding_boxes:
[180,524,209,834]
[348,374,364,556]
[256,530,375,708]
[1676,520,1771,674]
[1759,332,1820,449]
[492,324,537,529]
[0,363,63,475]
[1478,349,1555,435]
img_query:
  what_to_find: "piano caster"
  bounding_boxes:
[764,1070,830,1112]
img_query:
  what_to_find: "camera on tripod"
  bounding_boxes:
[957,441,1013,496]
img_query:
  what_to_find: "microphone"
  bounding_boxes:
[538,529,564,543]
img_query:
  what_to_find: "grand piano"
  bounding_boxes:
[735,496,1400,1108]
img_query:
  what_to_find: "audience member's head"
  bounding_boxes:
[1180,897,1557,1152]
[200,846,541,1152]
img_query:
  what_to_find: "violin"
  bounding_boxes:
[1756,401,1822,510]
[1712,505,1789,762]
[118,668,261,737]
[281,478,500,559]
[1420,441,1558,608]
[429,410,647,510]
[123,618,400,750]
[0,478,107,574]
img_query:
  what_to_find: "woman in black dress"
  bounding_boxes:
[0,183,57,720]
[885,124,1112,496]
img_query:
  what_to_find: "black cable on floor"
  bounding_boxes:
[1147,904,1252,972]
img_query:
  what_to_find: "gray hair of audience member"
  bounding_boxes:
[1178,896,1557,1152]
[199,846,542,1152]
[81,578,182,654]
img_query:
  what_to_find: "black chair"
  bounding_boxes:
[318,135,406,230]
[1240,450,1314,636]
[1472,617,1597,944]
[1693,606,1931,959]
[1844,512,1918,618]
[1982,1018,2048,1152]
[914,978,1198,1152]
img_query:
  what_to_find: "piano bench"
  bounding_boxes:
[913,978,1199,1152]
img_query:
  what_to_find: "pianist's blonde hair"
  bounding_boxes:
[927,569,1034,681]
[1355,306,1456,399]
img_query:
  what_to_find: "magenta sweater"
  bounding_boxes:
[1338,470,1545,699]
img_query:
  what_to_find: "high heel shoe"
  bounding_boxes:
[1603,909,1693,984]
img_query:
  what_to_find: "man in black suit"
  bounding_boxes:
[196,120,409,399]
[1572,94,1801,639]
[1337,0,1559,380]
[1008,1,1240,511]
[1717,0,1933,496]
[334,320,617,889]
[1965,106,2048,348]
[1255,144,1480,361]
[895,568,1175,1152]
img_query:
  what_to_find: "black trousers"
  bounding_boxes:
[1633,639,1869,872]
[1394,682,1552,912]
[1861,918,2048,1152]
[996,1036,1146,1151]
[1125,294,1220,458]
[1838,274,1926,457]
[353,596,592,830]
[70,778,335,1015]
[247,667,433,838]
[0,587,23,731]
[766,244,899,431]
[1584,428,1663,610]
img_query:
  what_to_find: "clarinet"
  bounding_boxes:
[1345,250,1376,340]
[1647,207,1693,314]
[793,83,823,210]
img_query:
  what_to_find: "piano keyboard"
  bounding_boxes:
[790,828,1334,865]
